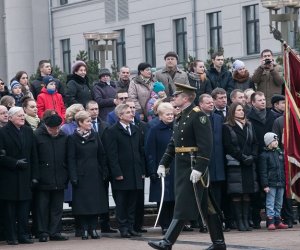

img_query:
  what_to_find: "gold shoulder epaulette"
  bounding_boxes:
[193,106,200,112]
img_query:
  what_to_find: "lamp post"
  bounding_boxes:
[83,31,120,67]
[261,0,299,45]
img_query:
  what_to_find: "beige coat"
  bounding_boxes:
[128,75,154,115]
[252,64,283,107]
[154,67,189,96]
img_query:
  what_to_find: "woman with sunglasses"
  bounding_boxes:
[0,78,9,98]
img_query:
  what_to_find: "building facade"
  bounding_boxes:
[0,0,288,83]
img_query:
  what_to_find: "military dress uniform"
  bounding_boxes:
[148,83,226,250]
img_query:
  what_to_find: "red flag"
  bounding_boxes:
[283,47,300,201]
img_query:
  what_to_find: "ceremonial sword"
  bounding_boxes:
[154,176,165,228]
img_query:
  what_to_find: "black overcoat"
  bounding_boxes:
[34,125,68,190]
[104,122,145,190]
[67,131,108,215]
[0,121,38,200]
[222,122,259,194]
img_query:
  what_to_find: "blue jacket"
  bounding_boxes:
[259,148,285,188]
[145,121,175,202]
[208,113,225,182]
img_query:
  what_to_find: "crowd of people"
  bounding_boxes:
[0,49,294,248]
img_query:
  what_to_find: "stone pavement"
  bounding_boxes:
[0,224,299,250]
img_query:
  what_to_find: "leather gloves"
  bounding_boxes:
[16,159,29,169]
[242,154,254,166]
[190,169,202,184]
[157,165,169,178]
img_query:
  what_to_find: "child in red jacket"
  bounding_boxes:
[37,76,66,122]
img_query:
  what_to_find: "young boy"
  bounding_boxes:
[37,76,66,122]
[259,132,288,230]
[10,80,24,107]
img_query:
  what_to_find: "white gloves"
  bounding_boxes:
[190,169,202,183]
[157,165,168,178]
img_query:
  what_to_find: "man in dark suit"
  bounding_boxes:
[212,88,229,121]
[0,107,38,245]
[104,104,146,238]
[85,100,117,233]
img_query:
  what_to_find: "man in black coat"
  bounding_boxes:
[0,107,38,245]
[104,104,145,238]
[34,114,69,242]
[86,100,117,233]
[148,83,226,250]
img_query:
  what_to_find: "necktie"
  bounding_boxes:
[126,125,131,135]
[92,120,97,132]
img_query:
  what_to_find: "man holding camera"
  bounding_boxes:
[252,49,284,107]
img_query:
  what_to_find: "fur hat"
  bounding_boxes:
[164,51,178,61]
[99,68,111,78]
[71,60,86,74]
[10,80,21,90]
[153,81,165,93]
[271,94,285,106]
[42,75,55,86]
[264,132,278,146]
[232,60,245,71]
[137,63,152,72]
[44,114,62,127]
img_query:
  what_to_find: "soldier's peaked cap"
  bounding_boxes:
[173,83,196,95]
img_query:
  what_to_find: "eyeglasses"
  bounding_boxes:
[0,82,4,85]
[118,97,128,100]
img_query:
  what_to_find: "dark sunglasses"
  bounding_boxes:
[0,82,4,85]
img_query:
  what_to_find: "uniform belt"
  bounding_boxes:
[175,147,198,153]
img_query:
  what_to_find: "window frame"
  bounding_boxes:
[208,11,222,52]
[115,29,126,69]
[245,4,260,55]
[61,39,71,74]
[143,23,156,67]
[174,18,187,64]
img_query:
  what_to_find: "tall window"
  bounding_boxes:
[61,39,71,74]
[174,18,187,64]
[143,24,156,67]
[208,12,222,52]
[116,29,126,69]
[245,4,260,55]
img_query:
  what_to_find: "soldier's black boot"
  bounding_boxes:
[232,201,246,231]
[148,219,185,250]
[205,214,226,250]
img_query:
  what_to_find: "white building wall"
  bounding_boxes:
[0,0,7,82]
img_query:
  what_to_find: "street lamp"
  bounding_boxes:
[261,0,299,45]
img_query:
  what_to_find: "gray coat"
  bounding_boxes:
[154,67,189,96]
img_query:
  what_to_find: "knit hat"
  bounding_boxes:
[71,60,86,74]
[44,114,62,127]
[43,75,55,86]
[137,62,152,72]
[271,94,285,106]
[10,80,21,90]
[153,81,165,93]
[99,68,111,78]
[264,132,278,146]
[232,60,245,71]
[164,51,178,61]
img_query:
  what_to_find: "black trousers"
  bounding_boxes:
[79,215,98,231]
[210,181,224,209]
[99,179,112,230]
[114,189,137,233]
[157,201,175,230]
[134,188,145,231]
[2,200,31,241]
[36,189,64,236]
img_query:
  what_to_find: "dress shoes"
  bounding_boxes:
[90,230,100,239]
[18,238,34,244]
[148,239,172,250]
[50,234,69,241]
[39,233,48,242]
[182,225,193,232]
[135,228,147,233]
[101,227,118,233]
[120,231,131,238]
[82,230,88,240]
[128,229,141,237]
[205,242,227,250]
[7,240,18,245]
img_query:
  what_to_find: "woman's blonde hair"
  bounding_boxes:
[65,104,84,123]
[75,110,90,126]
[157,102,174,116]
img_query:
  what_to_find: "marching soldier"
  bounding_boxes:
[148,83,226,250]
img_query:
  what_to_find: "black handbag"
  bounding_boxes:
[225,154,240,166]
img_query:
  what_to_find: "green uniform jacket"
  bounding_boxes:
[160,103,213,220]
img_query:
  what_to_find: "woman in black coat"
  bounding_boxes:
[145,102,175,234]
[67,110,108,240]
[222,103,259,231]
[0,107,38,245]
[65,61,92,107]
